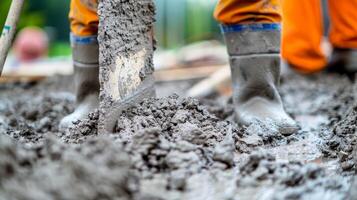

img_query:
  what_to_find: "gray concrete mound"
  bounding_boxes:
[0,72,355,199]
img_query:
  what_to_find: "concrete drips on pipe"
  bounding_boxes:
[97,0,156,133]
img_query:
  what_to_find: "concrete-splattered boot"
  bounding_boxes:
[223,24,298,135]
[326,48,357,79]
[59,37,99,130]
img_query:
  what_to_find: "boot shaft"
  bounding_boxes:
[71,35,100,103]
[230,54,281,103]
[223,25,282,103]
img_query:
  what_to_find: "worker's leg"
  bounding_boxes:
[215,0,297,135]
[69,0,98,37]
[328,0,357,49]
[214,0,281,24]
[60,0,99,130]
[281,0,326,73]
[326,0,357,75]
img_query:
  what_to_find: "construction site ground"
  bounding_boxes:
[0,71,356,200]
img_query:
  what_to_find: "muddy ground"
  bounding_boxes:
[0,71,356,200]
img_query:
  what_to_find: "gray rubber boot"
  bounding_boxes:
[59,41,99,130]
[326,48,357,79]
[224,27,298,135]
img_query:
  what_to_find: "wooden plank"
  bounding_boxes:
[0,59,73,83]
[154,64,223,82]
[0,75,45,83]
[0,60,225,84]
[186,65,230,97]
[2,59,73,77]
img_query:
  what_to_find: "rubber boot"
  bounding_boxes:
[326,48,357,79]
[223,24,298,135]
[59,39,100,130]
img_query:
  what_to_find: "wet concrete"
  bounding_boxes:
[0,72,355,199]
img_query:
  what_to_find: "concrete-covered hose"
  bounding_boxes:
[97,0,156,133]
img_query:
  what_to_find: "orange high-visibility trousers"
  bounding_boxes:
[282,0,357,73]
[69,0,99,37]
[71,0,282,36]
[214,0,282,24]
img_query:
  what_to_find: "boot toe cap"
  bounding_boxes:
[235,104,299,136]
[276,119,299,136]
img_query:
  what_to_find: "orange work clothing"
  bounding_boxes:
[69,0,99,37]
[281,0,357,73]
[70,0,282,37]
[214,0,282,24]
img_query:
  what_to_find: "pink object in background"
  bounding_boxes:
[13,27,49,62]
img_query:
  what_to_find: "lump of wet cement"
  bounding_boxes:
[113,95,241,178]
[322,80,357,172]
[1,82,74,144]
[0,134,138,200]
[237,151,348,199]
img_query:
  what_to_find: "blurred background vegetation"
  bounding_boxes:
[1,0,71,57]
[0,0,221,57]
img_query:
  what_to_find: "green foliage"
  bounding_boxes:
[1,1,71,57]
[1,1,44,31]
[0,0,11,29]
[185,0,219,43]
[18,11,45,29]
[49,42,71,57]
[1,0,70,41]
[154,0,220,49]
